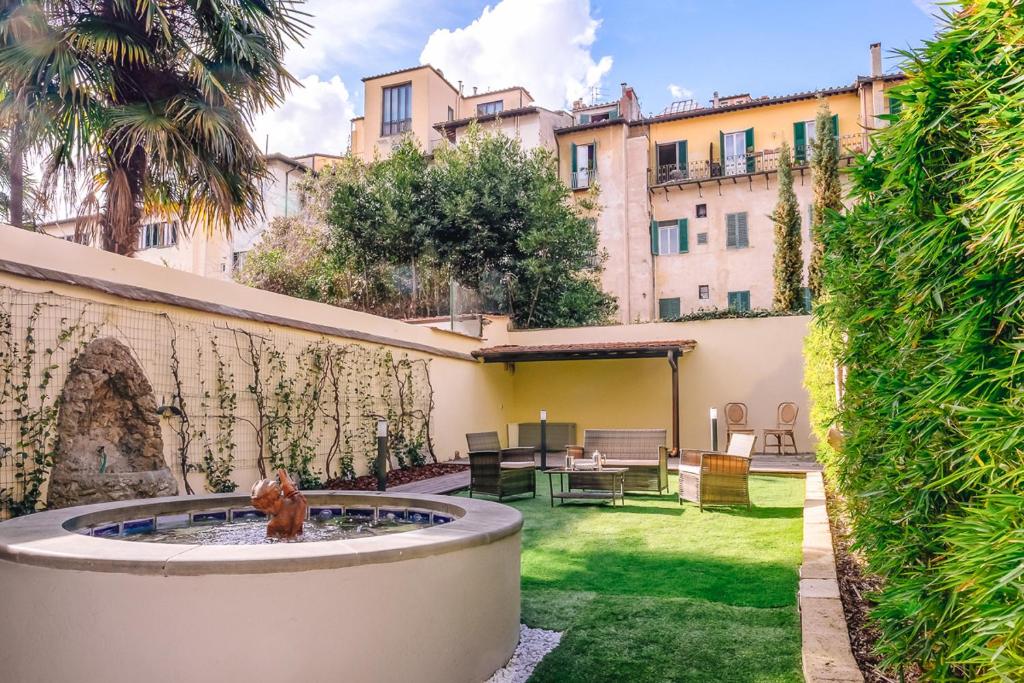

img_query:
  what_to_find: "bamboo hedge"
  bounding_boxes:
[811,3,1024,679]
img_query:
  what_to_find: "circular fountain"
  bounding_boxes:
[0,491,522,683]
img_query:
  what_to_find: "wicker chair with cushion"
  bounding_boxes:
[724,402,755,443]
[679,433,756,511]
[762,402,799,455]
[566,429,669,493]
[466,432,536,501]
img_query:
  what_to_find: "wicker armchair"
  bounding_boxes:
[679,434,756,511]
[466,432,536,501]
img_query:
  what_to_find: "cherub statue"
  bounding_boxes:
[250,469,308,539]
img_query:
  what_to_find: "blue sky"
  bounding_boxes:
[253,0,944,156]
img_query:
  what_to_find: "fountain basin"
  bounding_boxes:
[0,491,522,683]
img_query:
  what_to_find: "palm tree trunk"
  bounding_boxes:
[102,145,146,256]
[9,117,25,229]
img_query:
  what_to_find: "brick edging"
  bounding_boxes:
[799,472,864,682]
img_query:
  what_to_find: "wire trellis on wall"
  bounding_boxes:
[0,285,435,517]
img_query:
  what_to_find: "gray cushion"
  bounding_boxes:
[603,458,660,467]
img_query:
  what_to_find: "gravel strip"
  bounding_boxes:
[486,624,562,683]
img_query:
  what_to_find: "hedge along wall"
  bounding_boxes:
[812,3,1024,679]
[0,283,441,516]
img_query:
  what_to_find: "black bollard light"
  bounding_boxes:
[709,407,719,452]
[376,419,388,491]
[540,409,548,470]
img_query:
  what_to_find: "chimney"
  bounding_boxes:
[621,82,628,96]
[473,86,478,95]
[458,80,463,95]
[870,42,882,78]
[712,91,720,108]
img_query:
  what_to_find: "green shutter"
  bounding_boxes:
[677,140,688,178]
[741,292,750,311]
[802,287,813,312]
[794,121,806,164]
[678,218,688,253]
[570,143,578,174]
[579,114,590,124]
[727,292,738,310]
[719,130,725,173]
[737,212,749,247]
[659,298,680,320]
[888,96,902,116]
[650,220,659,255]
[831,114,839,152]
[591,141,597,171]
[744,127,755,173]
[726,213,736,248]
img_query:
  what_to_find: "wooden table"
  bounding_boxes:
[544,467,626,507]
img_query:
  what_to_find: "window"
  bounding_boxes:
[658,297,681,320]
[727,290,751,312]
[232,251,248,273]
[725,212,749,248]
[447,106,454,121]
[657,220,679,255]
[696,232,708,245]
[381,83,412,136]
[476,100,503,116]
[571,142,596,189]
[722,130,747,175]
[589,111,610,122]
[698,285,710,300]
[696,203,707,218]
[138,221,178,250]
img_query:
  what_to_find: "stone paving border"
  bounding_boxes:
[799,472,864,682]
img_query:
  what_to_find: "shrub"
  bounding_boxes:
[814,3,1024,678]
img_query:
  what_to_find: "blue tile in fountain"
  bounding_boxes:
[310,506,343,521]
[431,513,453,524]
[230,508,266,522]
[407,509,431,524]
[156,513,190,530]
[93,523,121,537]
[378,508,407,522]
[191,510,228,524]
[345,507,375,520]
[122,518,155,535]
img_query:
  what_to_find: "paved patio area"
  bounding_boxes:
[392,452,821,495]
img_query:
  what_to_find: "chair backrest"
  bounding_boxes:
[583,429,666,460]
[466,431,501,452]
[726,433,756,457]
[777,402,799,427]
[724,402,748,427]
[517,423,577,451]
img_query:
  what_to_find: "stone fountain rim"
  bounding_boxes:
[0,491,522,576]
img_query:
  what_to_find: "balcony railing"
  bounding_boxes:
[381,118,412,137]
[652,133,867,185]
[571,168,597,190]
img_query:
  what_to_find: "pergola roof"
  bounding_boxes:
[472,339,697,363]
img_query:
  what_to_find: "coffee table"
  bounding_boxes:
[544,467,626,507]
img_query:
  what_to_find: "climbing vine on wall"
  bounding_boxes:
[0,286,436,517]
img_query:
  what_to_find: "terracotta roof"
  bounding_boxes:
[641,83,860,125]
[554,117,629,135]
[473,339,696,362]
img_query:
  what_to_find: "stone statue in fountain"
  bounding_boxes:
[251,469,308,539]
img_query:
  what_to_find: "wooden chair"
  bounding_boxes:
[466,432,536,501]
[679,434,756,511]
[762,403,799,455]
[724,402,755,443]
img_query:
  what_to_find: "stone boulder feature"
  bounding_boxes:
[47,337,178,509]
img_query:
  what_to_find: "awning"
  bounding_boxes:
[472,339,697,363]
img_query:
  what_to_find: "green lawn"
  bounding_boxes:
[465,473,805,682]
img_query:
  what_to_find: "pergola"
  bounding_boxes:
[472,339,697,454]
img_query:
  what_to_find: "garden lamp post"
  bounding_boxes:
[376,419,388,491]
[709,407,719,451]
[540,409,548,470]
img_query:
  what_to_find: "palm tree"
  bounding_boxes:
[0,0,305,254]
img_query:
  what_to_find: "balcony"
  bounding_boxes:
[381,118,412,137]
[571,168,598,190]
[652,133,867,186]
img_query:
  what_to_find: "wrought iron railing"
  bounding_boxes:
[381,118,412,136]
[652,134,868,185]
[571,168,597,190]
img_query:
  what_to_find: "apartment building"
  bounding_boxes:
[41,152,340,280]
[350,64,566,159]
[556,43,903,323]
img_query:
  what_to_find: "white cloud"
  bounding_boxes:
[667,84,693,100]
[419,0,613,109]
[251,74,355,156]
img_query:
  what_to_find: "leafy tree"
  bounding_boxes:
[771,143,803,311]
[814,3,1024,678]
[808,102,841,298]
[0,0,304,254]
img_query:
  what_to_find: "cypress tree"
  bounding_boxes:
[808,102,842,298]
[771,143,803,311]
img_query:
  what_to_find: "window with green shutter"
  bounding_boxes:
[650,219,658,255]
[726,212,749,248]
[744,128,755,173]
[888,96,901,117]
[659,297,681,320]
[794,121,807,164]
[656,220,680,255]
[678,218,688,253]
[727,290,751,312]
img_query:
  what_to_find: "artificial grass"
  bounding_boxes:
[465,473,805,682]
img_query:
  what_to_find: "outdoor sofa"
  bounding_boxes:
[566,428,669,493]
[465,431,536,501]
